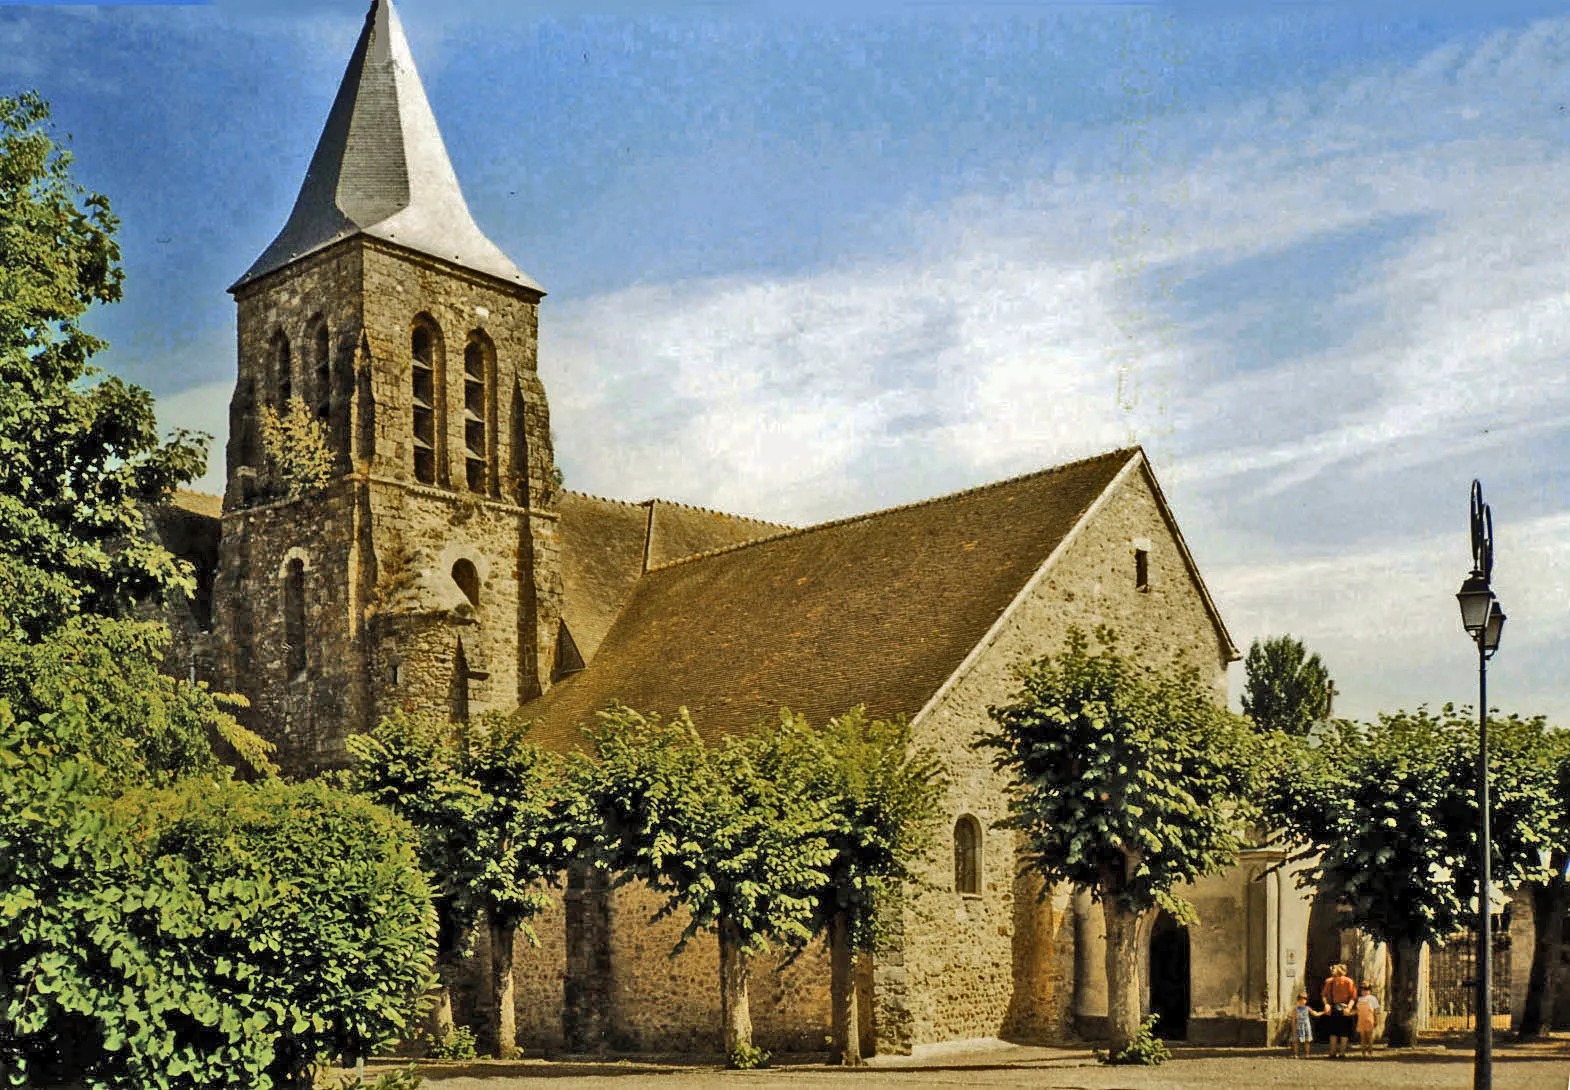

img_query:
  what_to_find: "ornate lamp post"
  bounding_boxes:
[1456,480,1504,1090]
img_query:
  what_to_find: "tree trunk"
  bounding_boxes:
[829,908,863,1065]
[719,915,754,1061]
[424,983,456,1050]
[1385,937,1422,1047]
[1518,874,1570,1038]
[490,909,519,1059]
[1102,897,1148,1055]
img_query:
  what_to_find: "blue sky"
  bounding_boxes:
[5,0,1569,722]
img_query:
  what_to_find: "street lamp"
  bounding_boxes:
[1455,480,1504,1090]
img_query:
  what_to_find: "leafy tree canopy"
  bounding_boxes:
[750,707,945,951]
[1241,634,1332,737]
[578,705,834,954]
[980,628,1263,919]
[1269,706,1559,950]
[258,397,331,502]
[0,737,435,1090]
[0,92,206,636]
[0,616,273,788]
[343,711,580,938]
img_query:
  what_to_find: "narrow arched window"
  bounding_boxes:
[463,338,489,494]
[273,333,292,406]
[311,319,330,425]
[283,558,307,679]
[452,558,480,609]
[954,815,982,895]
[451,640,470,724]
[411,321,441,484]
[511,384,529,505]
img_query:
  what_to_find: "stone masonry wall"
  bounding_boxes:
[898,461,1233,1050]
[211,478,367,773]
[215,239,565,765]
[591,881,833,1054]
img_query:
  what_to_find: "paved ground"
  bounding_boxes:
[357,1038,1570,1090]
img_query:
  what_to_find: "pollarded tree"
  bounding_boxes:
[978,629,1261,1054]
[750,708,946,1066]
[0,92,207,636]
[1241,635,1333,737]
[1513,721,1570,1038]
[344,712,581,1059]
[577,706,834,1064]
[1268,707,1557,1045]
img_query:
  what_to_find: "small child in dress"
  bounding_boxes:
[1355,981,1380,1057]
[1292,992,1319,1058]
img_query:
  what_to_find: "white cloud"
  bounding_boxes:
[157,14,1570,720]
[155,381,231,498]
[541,16,1570,719]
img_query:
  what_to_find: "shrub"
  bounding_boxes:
[424,1026,477,1061]
[0,763,436,1089]
[727,1041,771,1070]
[1095,1015,1170,1066]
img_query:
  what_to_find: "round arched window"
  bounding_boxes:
[452,559,480,609]
[954,815,982,895]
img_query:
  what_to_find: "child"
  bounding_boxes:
[1292,992,1319,1058]
[1355,981,1381,1057]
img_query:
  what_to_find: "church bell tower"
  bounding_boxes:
[213,0,563,772]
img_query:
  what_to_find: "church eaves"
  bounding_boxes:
[231,0,541,293]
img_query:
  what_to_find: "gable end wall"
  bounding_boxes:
[896,464,1230,1049]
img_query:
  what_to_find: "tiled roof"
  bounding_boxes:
[169,490,223,520]
[526,449,1140,750]
[231,0,539,292]
[555,492,788,663]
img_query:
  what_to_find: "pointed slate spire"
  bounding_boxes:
[232,0,541,292]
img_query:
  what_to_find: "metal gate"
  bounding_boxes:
[1426,913,1512,1031]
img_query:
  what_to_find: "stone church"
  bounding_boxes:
[160,0,1325,1057]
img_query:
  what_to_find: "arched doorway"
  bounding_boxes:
[1304,889,1342,1042]
[1149,910,1190,1039]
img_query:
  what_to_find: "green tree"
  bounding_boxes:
[577,706,833,1064]
[344,712,579,1059]
[1241,635,1333,736]
[977,629,1260,1054]
[1267,707,1557,1045]
[0,615,273,787]
[751,708,945,1066]
[1500,719,1570,1039]
[0,92,206,636]
[258,397,331,501]
[0,714,435,1089]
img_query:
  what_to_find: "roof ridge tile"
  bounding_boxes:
[646,446,1141,574]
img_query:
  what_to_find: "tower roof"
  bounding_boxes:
[231,0,541,293]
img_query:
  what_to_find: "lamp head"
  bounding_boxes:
[1456,571,1493,636]
[1482,600,1506,657]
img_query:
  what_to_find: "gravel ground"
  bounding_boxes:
[355,1038,1570,1090]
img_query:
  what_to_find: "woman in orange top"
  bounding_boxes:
[1321,963,1358,1058]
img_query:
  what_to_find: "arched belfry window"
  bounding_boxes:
[954,815,982,895]
[272,333,292,407]
[452,559,480,610]
[462,337,491,494]
[283,558,307,680]
[411,319,444,485]
[311,318,330,426]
